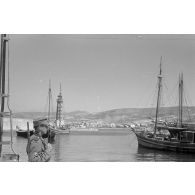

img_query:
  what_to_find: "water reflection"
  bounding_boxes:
[3,129,195,162]
[136,146,195,162]
[52,129,134,162]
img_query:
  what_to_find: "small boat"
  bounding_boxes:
[134,127,195,153]
[49,123,70,134]
[52,127,70,134]
[16,126,34,138]
[70,127,98,132]
[47,80,56,142]
[132,58,195,153]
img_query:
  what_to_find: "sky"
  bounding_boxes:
[2,34,195,113]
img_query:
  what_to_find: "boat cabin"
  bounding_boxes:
[155,125,195,143]
[179,131,195,143]
[167,128,195,143]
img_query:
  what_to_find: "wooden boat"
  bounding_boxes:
[16,126,55,140]
[16,126,34,138]
[132,58,195,153]
[134,128,195,153]
[70,127,98,132]
[47,80,56,142]
[51,126,70,134]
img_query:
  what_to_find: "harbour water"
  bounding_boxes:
[3,128,195,162]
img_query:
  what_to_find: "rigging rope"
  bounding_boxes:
[134,72,156,108]
[183,82,194,107]
[43,92,49,114]
[148,82,159,117]
[183,86,192,122]
[50,90,54,118]
[163,80,178,108]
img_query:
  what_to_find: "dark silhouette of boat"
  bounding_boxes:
[16,125,55,140]
[134,127,195,153]
[16,126,34,138]
[132,57,195,153]
[49,125,70,134]
[46,80,56,143]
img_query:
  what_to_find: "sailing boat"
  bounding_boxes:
[132,58,195,153]
[16,125,34,138]
[47,80,55,142]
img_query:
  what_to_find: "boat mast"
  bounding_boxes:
[48,80,52,142]
[0,34,7,156]
[178,73,183,127]
[154,57,163,136]
[48,80,51,122]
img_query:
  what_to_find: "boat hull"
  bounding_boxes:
[16,130,34,138]
[70,128,98,132]
[54,128,70,134]
[135,132,195,153]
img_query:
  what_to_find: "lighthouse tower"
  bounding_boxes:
[56,83,63,127]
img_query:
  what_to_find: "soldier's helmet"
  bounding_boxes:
[33,117,49,128]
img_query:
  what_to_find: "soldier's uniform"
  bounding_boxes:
[26,118,51,162]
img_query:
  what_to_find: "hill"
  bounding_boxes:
[13,106,195,123]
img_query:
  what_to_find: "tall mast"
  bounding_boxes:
[0,35,7,113]
[48,80,52,143]
[154,57,163,136]
[0,34,7,156]
[48,80,51,122]
[178,73,183,127]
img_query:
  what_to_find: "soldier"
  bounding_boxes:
[26,118,52,162]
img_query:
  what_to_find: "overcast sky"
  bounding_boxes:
[3,34,195,113]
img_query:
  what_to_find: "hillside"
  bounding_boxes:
[13,106,195,123]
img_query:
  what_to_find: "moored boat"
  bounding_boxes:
[16,126,34,138]
[46,80,56,142]
[134,127,195,153]
[132,58,195,153]
[53,129,70,134]
[70,127,98,132]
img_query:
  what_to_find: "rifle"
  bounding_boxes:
[27,122,30,161]
[48,127,51,144]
